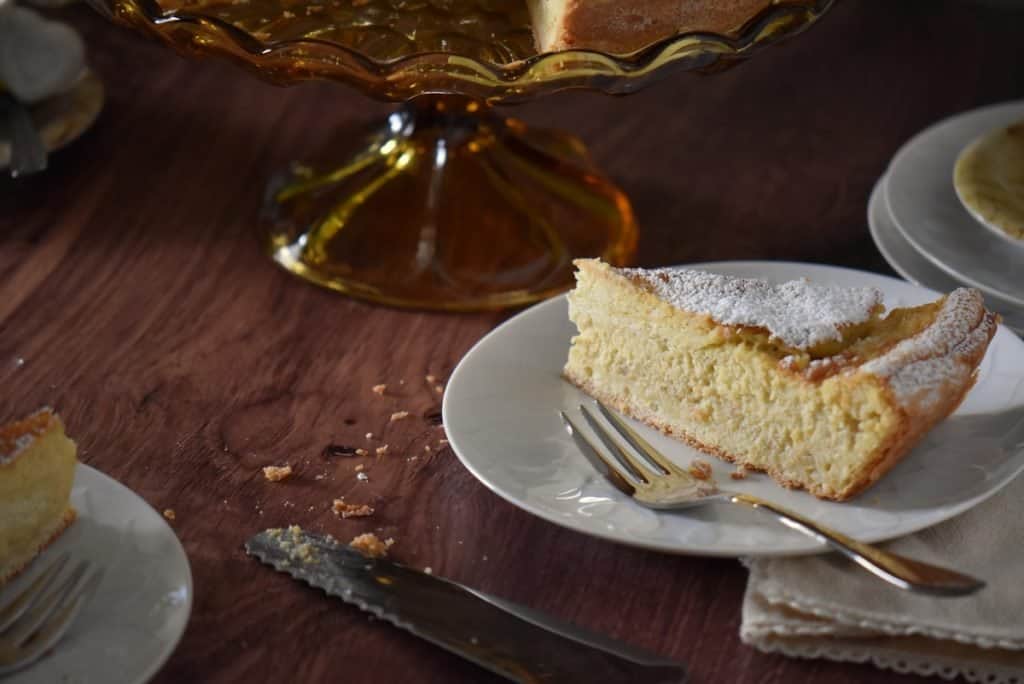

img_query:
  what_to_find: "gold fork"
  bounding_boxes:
[560,402,985,597]
[0,553,104,675]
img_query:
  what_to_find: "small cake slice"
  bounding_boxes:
[564,259,999,501]
[527,0,775,53]
[0,408,77,583]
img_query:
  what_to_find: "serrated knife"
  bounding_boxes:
[246,529,687,684]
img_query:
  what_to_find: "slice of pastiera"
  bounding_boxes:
[0,408,78,583]
[526,0,775,53]
[563,259,999,501]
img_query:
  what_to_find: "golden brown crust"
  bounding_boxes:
[843,314,998,499]
[1,507,77,585]
[0,408,62,467]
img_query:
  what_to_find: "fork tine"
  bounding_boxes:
[0,568,103,676]
[4,560,90,647]
[595,401,683,476]
[0,553,70,633]
[559,412,637,497]
[579,404,659,480]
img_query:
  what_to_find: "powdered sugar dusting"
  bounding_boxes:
[0,407,56,465]
[623,266,882,350]
[862,289,997,410]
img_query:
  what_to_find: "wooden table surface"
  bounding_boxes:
[3,1,1023,682]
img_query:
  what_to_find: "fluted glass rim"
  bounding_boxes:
[97,0,835,102]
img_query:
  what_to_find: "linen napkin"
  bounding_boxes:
[741,474,1024,683]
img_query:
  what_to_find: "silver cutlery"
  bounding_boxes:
[247,528,688,683]
[560,401,986,597]
[0,93,47,178]
[0,553,104,676]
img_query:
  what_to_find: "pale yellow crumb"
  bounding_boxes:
[263,464,293,482]
[688,460,712,481]
[365,432,374,440]
[424,445,431,451]
[433,385,443,394]
[376,445,389,456]
[354,464,364,472]
[349,533,394,558]
[426,374,437,383]
[389,411,409,422]
[438,439,449,446]
[372,384,387,395]
[282,9,294,17]
[355,448,368,456]
[163,509,176,521]
[333,500,374,518]
[423,566,432,574]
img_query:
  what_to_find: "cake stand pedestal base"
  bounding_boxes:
[261,95,638,311]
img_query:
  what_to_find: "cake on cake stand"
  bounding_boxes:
[88,0,833,310]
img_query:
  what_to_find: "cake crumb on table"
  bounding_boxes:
[365,432,374,440]
[163,509,176,521]
[355,448,368,456]
[263,464,293,482]
[333,500,374,518]
[354,464,365,472]
[433,385,444,394]
[687,459,712,481]
[349,533,394,558]
[389,411,409,422]
[375,445,389,456]
[425,374,437,383]
[372,384,387,395]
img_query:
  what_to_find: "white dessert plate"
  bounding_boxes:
[443,262,1024,557]
[7,464,192,684]
[885,101,1024,307]
[869,173,1024,334]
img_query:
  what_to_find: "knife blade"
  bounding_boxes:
[246,528,687,684]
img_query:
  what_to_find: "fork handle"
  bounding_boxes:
[727,492,985,596]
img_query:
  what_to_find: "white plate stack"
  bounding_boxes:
[869,101,1024,334]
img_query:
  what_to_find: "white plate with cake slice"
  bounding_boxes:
[443,262,1024,556]
[6,464,192,684]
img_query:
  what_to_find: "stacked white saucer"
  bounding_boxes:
[869,101,1024,334]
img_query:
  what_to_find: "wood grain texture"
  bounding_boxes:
[2,1,1023,682]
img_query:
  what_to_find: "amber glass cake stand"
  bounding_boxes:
[91,0,833,310]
